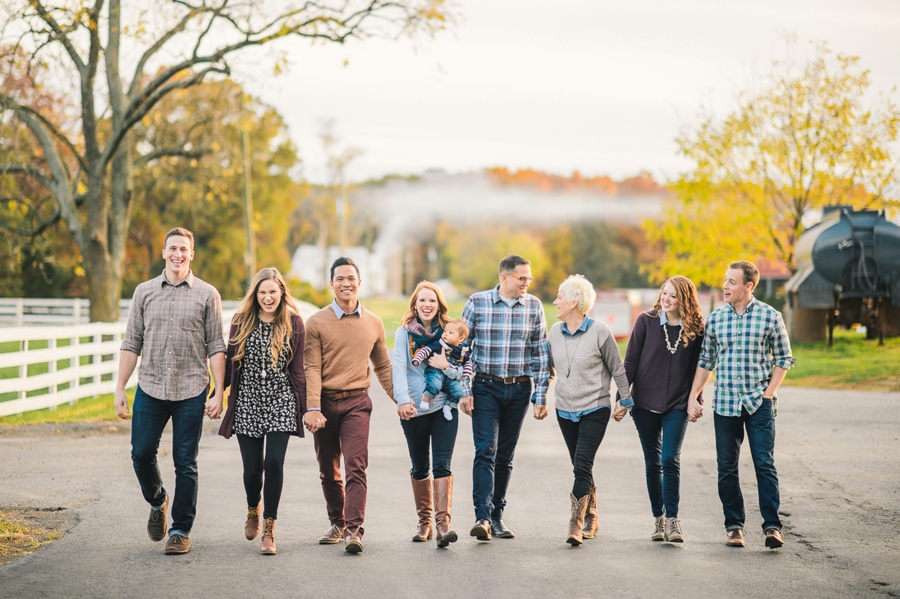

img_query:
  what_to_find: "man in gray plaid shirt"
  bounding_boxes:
[459,255,551,541]
[688,260,796,550]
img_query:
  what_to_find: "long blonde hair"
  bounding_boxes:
[230,267,299,368]
[650,275,704,346]
[400,281,450,329]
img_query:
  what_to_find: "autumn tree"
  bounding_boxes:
[0,0,452,321]
[645,41,900,288]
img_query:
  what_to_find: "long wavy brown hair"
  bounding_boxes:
[400,281,451,329]
[649,275,704,346]
[230,267,299,368]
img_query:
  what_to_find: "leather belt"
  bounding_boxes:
[475,373,531,385]
[321,388,368,400]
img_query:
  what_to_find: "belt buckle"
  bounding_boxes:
[502,376,516,384]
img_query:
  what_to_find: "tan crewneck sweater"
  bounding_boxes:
[303,305,394,408]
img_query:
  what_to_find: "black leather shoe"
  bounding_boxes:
[491,520,515,539]
[469,519,491,541]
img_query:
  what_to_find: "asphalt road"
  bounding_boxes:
[1,384,898,599]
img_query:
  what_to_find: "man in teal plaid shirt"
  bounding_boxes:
[688,261,796,550]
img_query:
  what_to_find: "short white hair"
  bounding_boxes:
[559,275,596,315]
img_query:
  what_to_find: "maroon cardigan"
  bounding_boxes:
[218,313,307,439]
[621,311,703,413]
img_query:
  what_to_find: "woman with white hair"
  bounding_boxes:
[549,275,633,547]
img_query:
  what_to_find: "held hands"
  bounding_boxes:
[533,404,548,420]
[612,400,628,422]
[114,389,130,420]
[459,395,474,416]
[397,402,417,420]
[687,397,703,422]
[303,410,327,433]
[204,393,223,420]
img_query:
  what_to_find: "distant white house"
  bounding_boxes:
[290,245,387,298]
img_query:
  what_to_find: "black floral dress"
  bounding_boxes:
[233,321,298,438]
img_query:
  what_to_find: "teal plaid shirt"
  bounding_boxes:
[698,297,796,417]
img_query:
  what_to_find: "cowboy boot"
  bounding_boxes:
[260,518,276,555]
[411,476,434,542]
[567,493,590,546]
[434,475,458,548]
[245,503,261,540]
[582,486,599,539]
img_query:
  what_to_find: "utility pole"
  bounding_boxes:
[338,175,348,255]
[241,126,256,290]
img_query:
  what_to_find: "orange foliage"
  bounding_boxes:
[486,167,668,197]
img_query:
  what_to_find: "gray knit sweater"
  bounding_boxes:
[548,320,631,412]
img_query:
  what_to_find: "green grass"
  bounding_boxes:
[0,390,130,426]
[786,329,900,392]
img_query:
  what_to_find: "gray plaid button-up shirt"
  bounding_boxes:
[698,297,796,417]
[121,271,226,400]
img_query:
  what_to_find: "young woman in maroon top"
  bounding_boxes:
[218,267,307,556]
[614,275,704,544]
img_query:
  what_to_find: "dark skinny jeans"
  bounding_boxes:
[400,407,459,480]
[236,432,291,520]
[631,408,689,518]
[556,408,611,499]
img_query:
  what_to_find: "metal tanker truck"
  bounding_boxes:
[785,206,900,345]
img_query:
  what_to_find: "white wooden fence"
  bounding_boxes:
[0,299,318,417]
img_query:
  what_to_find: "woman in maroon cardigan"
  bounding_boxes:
[218,268,306,555]
[614,275,703,544]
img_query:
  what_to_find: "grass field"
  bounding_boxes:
[2,302,896,426]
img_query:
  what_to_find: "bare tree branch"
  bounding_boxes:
[134,146,211,168]
[0,163,53,189]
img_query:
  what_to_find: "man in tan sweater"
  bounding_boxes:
[302,257,395,553]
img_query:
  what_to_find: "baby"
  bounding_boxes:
[412,319,473,419]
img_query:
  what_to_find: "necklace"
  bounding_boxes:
[260,322,271,379]
[664,322,683,355]
[563,331,584,377]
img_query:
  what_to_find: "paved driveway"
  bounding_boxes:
[1,385,898,599]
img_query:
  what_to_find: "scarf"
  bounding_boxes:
[404,319,443,359]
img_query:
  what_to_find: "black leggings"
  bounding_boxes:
[557,408,611,499]
[236,432,291,520]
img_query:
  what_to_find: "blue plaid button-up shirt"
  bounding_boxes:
[460,286,551,404]
[698,297,796,417]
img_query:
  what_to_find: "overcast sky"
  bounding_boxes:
[236,0,900,185]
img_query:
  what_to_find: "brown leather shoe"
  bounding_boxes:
[261,518,276,555]
[582,486,598,539]
[434,476,457,548]
[411,476,433,542]
[765,528,784,549]
[344,529,363,554]
[726,528,746,547]
[318,524,344,544]
[164,533,190,554]
[245,503,261,541]
[147,494,168,542]
[566,493,590,547]
[470,519,491,541]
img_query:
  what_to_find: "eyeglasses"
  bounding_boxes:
[505,275,534,284]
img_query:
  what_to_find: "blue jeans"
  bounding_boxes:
[714,399,781,531]
[400,408,459,480]
[423,367,465,406]
[631,408,689,518]
[471,376,531,522]
[131,386,206,535]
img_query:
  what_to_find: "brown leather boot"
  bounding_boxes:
[582,486,598,539]
[434,475,458,548]
[245,503,261,540]
[567,493,590,546]
[411,476,433,542]
[260,518,276,555]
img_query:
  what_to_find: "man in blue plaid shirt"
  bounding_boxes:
[459,255,551,541]
[688,261,796,550]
